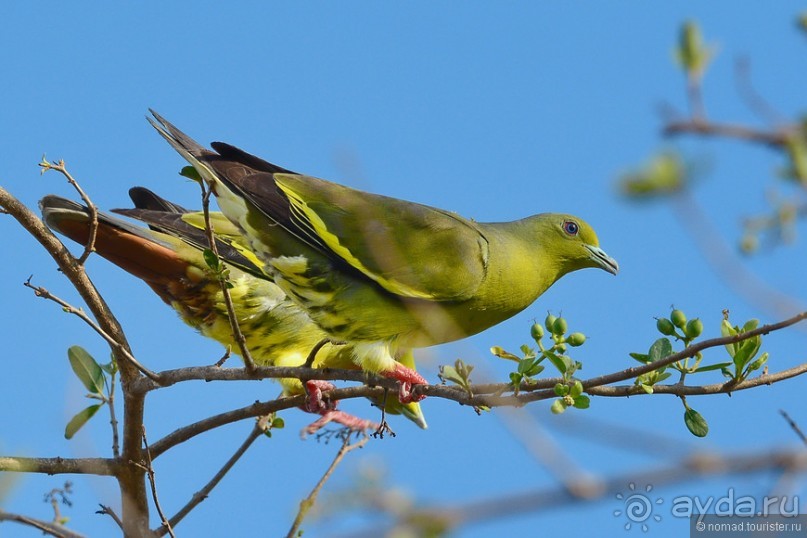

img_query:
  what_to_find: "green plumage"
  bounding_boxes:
[40,191,427,429]
[148,111,618,380]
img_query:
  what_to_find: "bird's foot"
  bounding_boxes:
[385,362,427,404]
[304,380,338,413]
[372,420,396,439]
[301,409,377,437]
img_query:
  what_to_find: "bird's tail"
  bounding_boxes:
[40,195,190,301]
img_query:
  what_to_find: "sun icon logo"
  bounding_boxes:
[614,483,663,532]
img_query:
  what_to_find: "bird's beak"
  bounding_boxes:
[585,244,619,275]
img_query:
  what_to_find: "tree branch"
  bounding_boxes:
[0,456,116,476]
[0,185,150,535]
[286,432,369,538]
[159,415,273,535]
[0,509,88,538]
[337,448,807,537]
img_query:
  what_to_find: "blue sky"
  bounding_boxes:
[1,3,806,537]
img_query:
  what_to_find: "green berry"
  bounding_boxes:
[685,318,703,339]
[552,317,568,336]
[545,313,557,333]
[671,309,687,329]
[567,332,586,347]
[531,322,544,340]
[656,318,676,336]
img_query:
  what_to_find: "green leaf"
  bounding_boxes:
[656,372,672,383]
[203,249,220,270]
[694,361,732,373]
[573,395,590,409]
[570,380,584,399]
[179,165,203,183]
[524,363,544,377]
[65,404,102,439]
[639,383,654,394]
[684,408,709,437]
[490,346,520,362]
[544,351,567,374]
[100,358,118,376]
[519,344,536,358]
[67,346,104,395]
[746,352,768,374]
[439,365,463,385]
[629,352,651,364]
[648,338,673,363]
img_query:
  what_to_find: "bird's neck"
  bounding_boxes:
[471,219,562,319]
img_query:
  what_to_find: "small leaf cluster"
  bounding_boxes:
[491,313,589,414]
[439,358,475,395]
[262,413,286,438]
[675,20,714,80]
[550,380,589,415]
[720,316,768,383]
[618,152,687,199]
[629,309,771,437]
[65,346,117,439]
[203,248,234,289]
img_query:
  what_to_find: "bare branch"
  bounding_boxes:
[663,118,789,147]
[96,505,123,530]
[0,456,116,476]
[160,415,274,535]
[0,509,88,538]
[338,448,807,537]
[780,410,807,447]
[136,427,175,538]
[286,432,369,538]
[107,367,120,458]
[39,157,98,265]
[23,278,161,382]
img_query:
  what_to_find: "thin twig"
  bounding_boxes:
[286,432,369,538]
[0,509,88,538]
[96,504,123,530]
[136,426,175,538]
[23,277,162,382]
[663,118,788,147]
[304,338,334,368]
[107,366,120,458]
[160,415,274,535]
[39,157,98,265]
[734,56,787,126]
[213,346,232,367]
[198,182,256,371]
[779,410,807,447]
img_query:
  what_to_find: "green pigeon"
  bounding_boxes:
[148,111,619,401]
[40,190,428,432]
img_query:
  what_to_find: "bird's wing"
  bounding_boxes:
[272,173,491,301]
[113,188,267,279]
[147,111,489,300]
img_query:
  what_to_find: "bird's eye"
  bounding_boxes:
[562,220,579,236]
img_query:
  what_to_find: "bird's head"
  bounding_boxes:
[537,213,619,277]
